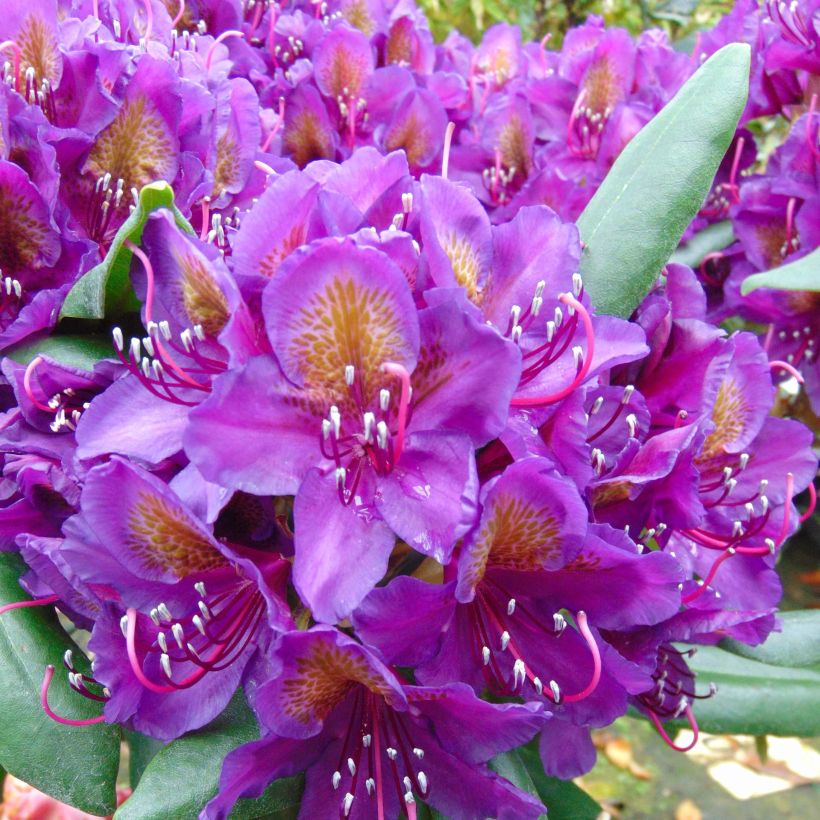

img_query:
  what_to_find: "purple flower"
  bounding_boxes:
[202,627,547,820]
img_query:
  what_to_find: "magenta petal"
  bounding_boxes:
[293,469,395,624]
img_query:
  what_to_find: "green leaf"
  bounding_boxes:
[681,643,820,736]
[719,610,820,668]
[577,43,750,317]
[490,742,601,820]
[740,246,820,294]
[0,553,121,815]
[60,181,193,321]
[669,220,735,268]
[125,731,165,789]
[115,692,303,820]
[5,334,115,372]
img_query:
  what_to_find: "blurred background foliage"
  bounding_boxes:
[420,0,736,44]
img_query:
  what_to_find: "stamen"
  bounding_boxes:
[205,30,245,70]
[769,360,804,383]
[23,357,55,413]
[648,704,699,752]
[801,483,816,523]
[171,0,186,28]
[0,593,59,616]
[561,611,602,703]
[41,666,105,727]
[380,362,411,462]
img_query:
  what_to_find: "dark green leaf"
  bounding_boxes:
[60,182,193,321]
[577,43,750,317]
[740,246,820,294]
[0,553,121,815]
[719,610,820,668]
[681,644,820,736]
[5,334,115,372]
[115,692,303,820]
[490,742,601,820]
[670,220,735,268]
[125,731,165,789]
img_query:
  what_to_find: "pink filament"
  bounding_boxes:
[681,549,735,605]
[566,87,588,147]
[727,136,745,201]
[205,30,244,70]
[22,356,55,413]
[563,611,602,703]
[649,704,699,752]
[770,359,804,383]
[801,482,816,523]
[199,198,211,241]
[807,94,820,160]
[41,666,106,726]
[260,97,285,152]
[441,122,455,180]
[381,362,411,463]
[254,159,277,176]
[0,594,59,616]
[785,197,797,251]
[510,292,595,407]
[776,472,795,546]
[172,0,186,28]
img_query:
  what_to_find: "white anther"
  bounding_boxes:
[417,771,428,793]
[554,307,563,327]
[140,357,152,379]
[171,623,185,649]
[500,631,511,651]
[193,614,206,636]
[626,413,637,438]
[193,324,206,341]
[590,396,604,415]
[379,388,390,411]
[363,412,375,444]
[507,598,516,616]
[198,601,211,621]
[335,467,347,489]
[545,320,555,343]
[343,792,354,816]
[120,615,129,637]
[160,653,172,679]
[513,658,526,688]
[387,747,397,760]
[738,453,749,470]
[534,280,545,299]
[331,768,342,789]
[621,385,635,404]
[149,608,160,626]
[186,642,203,661]
[725,478,737,495]
[759,479,769,494]
[549,680,561,703]
[533,676,543,696]
[744,502,755,518]
[322,419,332,441]
[362,733,371,748]
[531,295,543,316]
[760,495,769,514]
[180,328,193,352]
[159,320,172,340]
[151,360,164,381]
[129,337,141,362]
[482,645,491,665]
[157,632,168,653]
[402,192,413,213]
[511,325,523,344]
[674,697,688,718]
[329,405,341,438]
[403,776,412,792]
[572,273,583,296]
[344,365,355,386]
[195,581,206,597]
[572,345,584,369]
[732,520,744,537]
[64,649,73,668]
[110,326,124,351]
[413,747,424,759]
[365,778,375,795]
[765,537,776,554]
[140,335,154,357]
[157,603,172,622]
[376,420,389,450]
[723,466,733,482]
[510,304,521,327]
[404,791,415,806]
[347,757,356,776]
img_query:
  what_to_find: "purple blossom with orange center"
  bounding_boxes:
[202,627,548,820]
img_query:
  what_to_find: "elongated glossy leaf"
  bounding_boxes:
[741,246,820,294]
[116,692,303,820]
[670,220,735,268]
[0,553,121,815]
[6,334,115,372]
[681,644,820,736]
[577,43,750,317]
[125,730,165,789]
[490,742,600,820]
[61,182,194,321]
[720,610,820,668]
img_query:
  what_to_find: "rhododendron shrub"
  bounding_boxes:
[0,1,817,818]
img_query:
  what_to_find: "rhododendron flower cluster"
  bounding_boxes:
[0,0,817,818]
